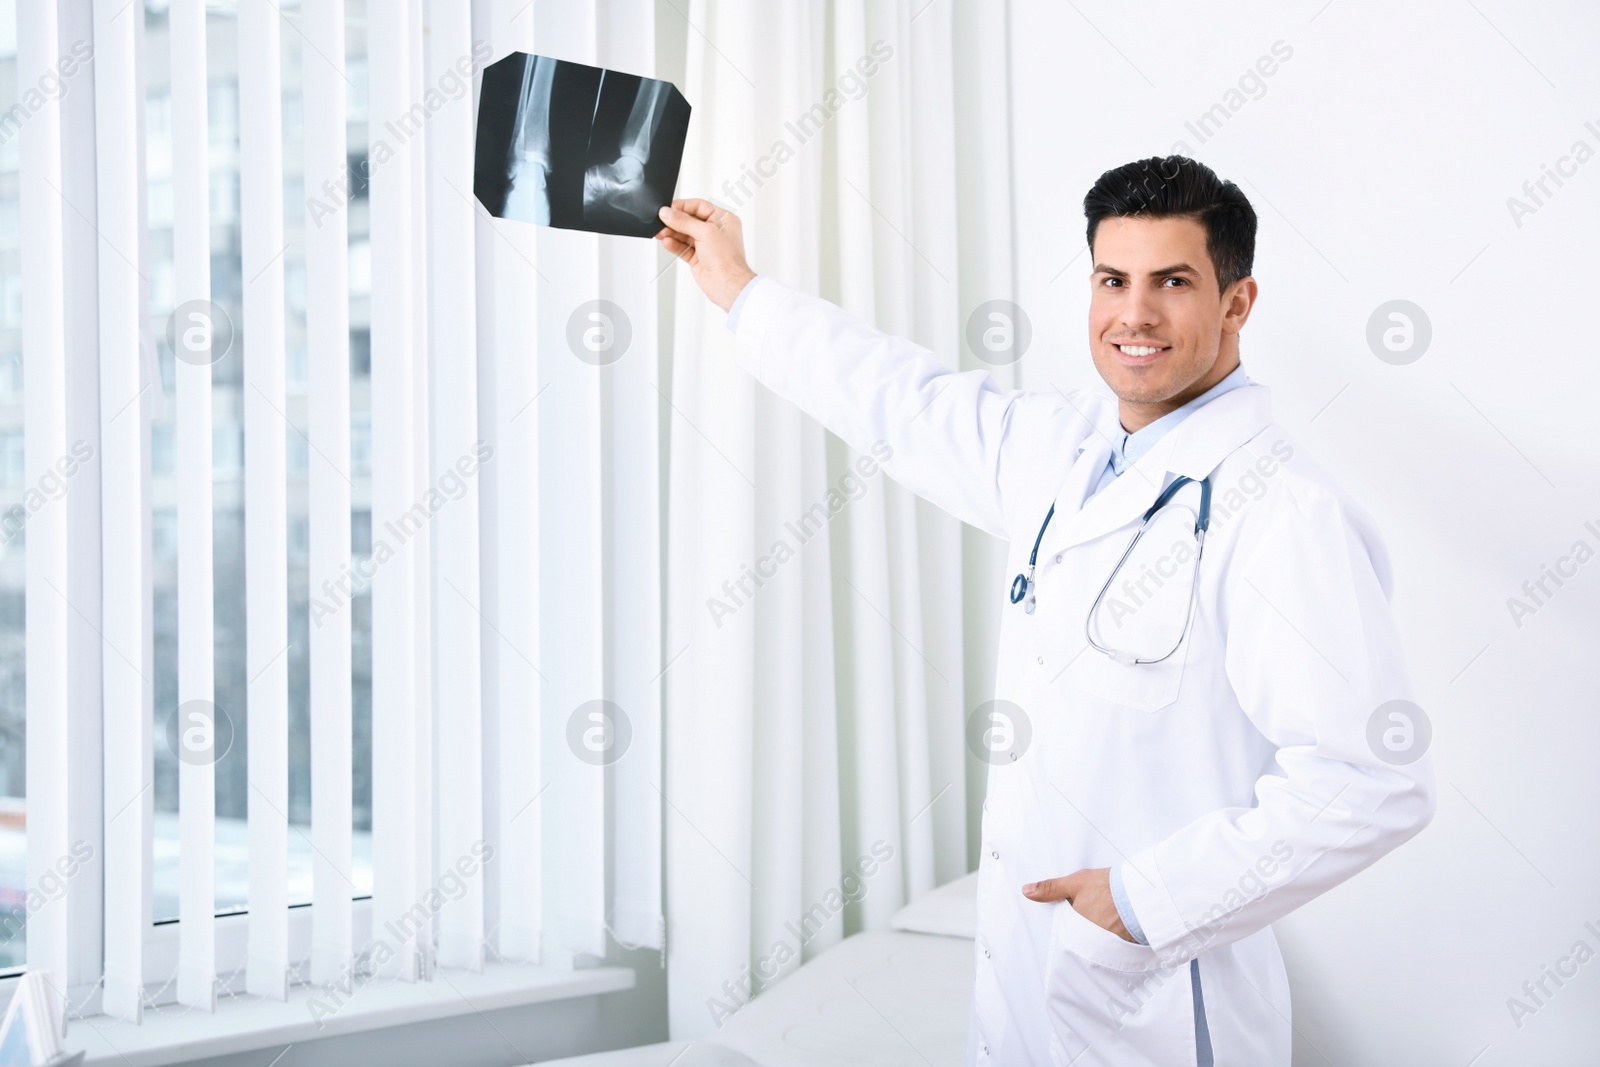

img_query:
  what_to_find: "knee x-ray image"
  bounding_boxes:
[474,53,692,238]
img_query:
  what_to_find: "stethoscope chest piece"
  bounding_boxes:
[1009,502,1055,616]
[1009,572,1032,612]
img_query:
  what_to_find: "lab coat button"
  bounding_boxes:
[1035,655,1043,665]
[1054,552,1062,563]
[990,849,998,859]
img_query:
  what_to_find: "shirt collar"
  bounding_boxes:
[1109,363,1250,475]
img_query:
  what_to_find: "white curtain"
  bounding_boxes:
[662,0,1017,1037]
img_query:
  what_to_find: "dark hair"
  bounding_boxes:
[1083,155,1257,294]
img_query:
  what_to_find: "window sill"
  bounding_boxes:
[64,963,636,1067]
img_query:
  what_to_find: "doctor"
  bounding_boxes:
[657,155,1435,1067]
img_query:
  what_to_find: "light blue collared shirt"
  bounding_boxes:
[1089,363,1250,500]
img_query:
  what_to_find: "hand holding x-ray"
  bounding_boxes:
[654,199,756,313]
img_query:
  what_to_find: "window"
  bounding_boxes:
[3,0,662,1035]
[145,0,376,925]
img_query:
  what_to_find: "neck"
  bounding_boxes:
[1119,351,1241,433]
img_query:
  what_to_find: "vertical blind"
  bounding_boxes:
[302,0,353,991]
[170,0,216,1015]
[21,0,664,1028]
[20,0,73,1034]
[238,0,291,1002]
[423,0,486,975]
[89,0,150,1026]
[368,0,425,986]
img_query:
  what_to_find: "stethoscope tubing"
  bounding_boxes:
[1009,476,1213,656]
[1085,521,1206,665]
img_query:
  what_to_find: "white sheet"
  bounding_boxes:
[889,871,979,940]
[541,929,975,1067]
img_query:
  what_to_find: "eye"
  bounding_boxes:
[1163,277,1189,288]
[1100,277,1123,288]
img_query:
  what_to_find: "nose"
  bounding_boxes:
[1119,287,1161,333]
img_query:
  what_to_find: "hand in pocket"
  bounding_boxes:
[1022,867,1135,942]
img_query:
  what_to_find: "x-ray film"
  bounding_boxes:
[474,53,692,238]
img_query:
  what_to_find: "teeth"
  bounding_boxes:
[1117,344,1164,357]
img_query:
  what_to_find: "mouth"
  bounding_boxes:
[1107,340,1172,367]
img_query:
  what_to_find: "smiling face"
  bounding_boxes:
[1088,214,1257,432]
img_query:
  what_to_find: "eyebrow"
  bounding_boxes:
[1092,262,1203,279]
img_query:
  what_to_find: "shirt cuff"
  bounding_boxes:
[725,273,764,332]
[1109,864,1150,946]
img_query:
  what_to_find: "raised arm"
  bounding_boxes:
[657,199,1090,538]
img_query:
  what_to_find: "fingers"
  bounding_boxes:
[658,204,714,239]
[1021,873,1081,902]
[654,224,694,247]
[671,197,721,222]
[655,233,693,261]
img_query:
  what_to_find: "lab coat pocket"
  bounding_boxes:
[1044,902,1196,1066]
[1066,643,1187,712]
[1066,504,1200,712]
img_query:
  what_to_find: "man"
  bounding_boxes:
[656,156,1435,1066]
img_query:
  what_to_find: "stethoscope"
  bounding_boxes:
[1009,475,1213,664]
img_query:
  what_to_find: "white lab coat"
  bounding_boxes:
[729,276,1437,1066]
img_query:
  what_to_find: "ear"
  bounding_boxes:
[1221,275,1258,335]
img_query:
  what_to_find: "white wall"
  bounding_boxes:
[1007,1,1600,1063]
